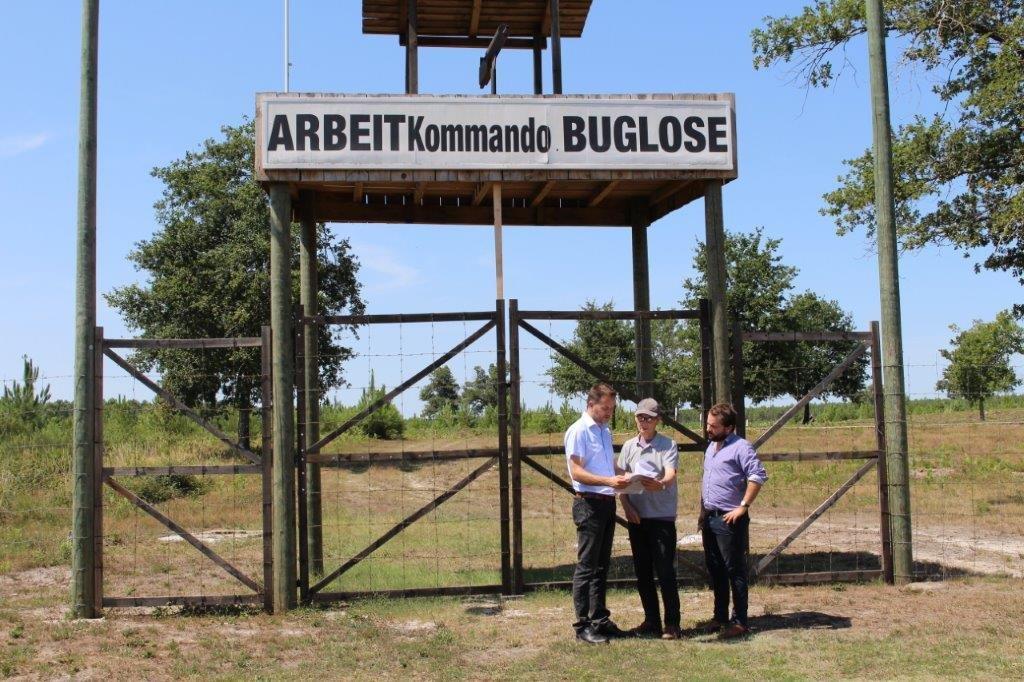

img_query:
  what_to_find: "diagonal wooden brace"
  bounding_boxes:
[309,457,497,595]
[752,458,878,577]
[752,342,869,450]
[105,477,262,593]
[518,319,706,447]
[308,319,496,453]
[104,348,260,464]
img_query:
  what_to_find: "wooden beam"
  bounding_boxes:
[752,342,870,449]
[529,180,556,207]
[310,458,497,594]
[413,181,426,205]
[472,181,494,206]
[753,459,879,576]
[587,180,619,207]
[648,180,689,206]
[541,0,552,36]
[469,0,481,37]
[105,477,262,593]
[353,182,364,203]
[744,331,873,342]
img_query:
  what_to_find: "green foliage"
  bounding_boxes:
[0,356,52,430]
[753,1,1024,308]
[680,228,868,414]
[105,121,365,413]
[127,474,212,504]
[462,364,503,416]
[936,311,1024,419]
[357,372,405,440]
[546,301,637,400]
[418,366,460,419]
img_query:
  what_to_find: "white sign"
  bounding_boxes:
[257,94,735,171]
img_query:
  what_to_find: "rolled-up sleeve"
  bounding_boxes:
[739,442,768,485]
[565,425,587,465]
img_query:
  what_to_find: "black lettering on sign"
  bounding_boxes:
[324,115,346,150]
[588,116,611,152]
[296,114,320,151]
[659,116,681,152]
[613,116,637,153]
[638,117,658,152]
[504,125,520,153]
[383,114,405,150]
[267,115,294,151]
[708,116,729,152]
[441,124,463,152]
[425,124,440,152]
[563,116,585,152]
[466,125,487,152]
[537,125,551,153]
[372,114,383,151]
[351,114,371,151]
[521,117,535,153]
[489,124,503,152]
[408,116,425,151]
[683,116,706,153]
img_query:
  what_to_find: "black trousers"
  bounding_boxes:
[627,519,680,628]
[571,496,616,632]
[701,512,750,627]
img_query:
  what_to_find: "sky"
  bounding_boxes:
[0,1,1019,412]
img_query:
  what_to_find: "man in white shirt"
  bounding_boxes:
[564,382,630,643]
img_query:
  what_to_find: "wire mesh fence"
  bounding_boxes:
[1,324,1022,608]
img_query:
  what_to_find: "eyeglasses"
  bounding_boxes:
[635,415,658,423]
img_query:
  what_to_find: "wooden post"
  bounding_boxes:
[91,326,104,615]
[550,0,562,94]
[71,0,99,620]
[703,180,731,403]
[698,299,713,438]
[495,300,512,594]
[731,320,746,439]
[405,0,418,94]
[871,321,894,582]
[508,299,524,593]
[532,34,543,94]
[298,192,323,576]
[295,321,309,603]
[268,183,297,612]
[493,183,504,300]
[260,326,274,613]
[630,203,653,398]
[866,0,913,583]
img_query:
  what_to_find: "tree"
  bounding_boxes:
[462,364,502,416]
[936,311,1024,420]
[547,301,637,400]
[106,122,365,444]
[752,1,1024,310]
[358,371,405,439]
[0,356,52,429]
[679,228,868,419]
[418,366,461,418]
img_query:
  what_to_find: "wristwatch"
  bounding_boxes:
[739,501,751,508]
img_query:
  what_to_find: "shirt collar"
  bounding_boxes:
[581,411,598,428]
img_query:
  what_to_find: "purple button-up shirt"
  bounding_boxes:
[701,433,768,511]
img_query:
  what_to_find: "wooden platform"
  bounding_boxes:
[363,0,593,40]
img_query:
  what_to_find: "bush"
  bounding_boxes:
[128,474,212,504]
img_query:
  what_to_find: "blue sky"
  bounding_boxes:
[0,1,1017,410]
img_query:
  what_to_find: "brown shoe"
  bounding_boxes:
[693,618,725,634]
[718,623,750,639]
[629,621,662,638]
[661,625,681,640]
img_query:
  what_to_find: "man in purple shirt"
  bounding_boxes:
[699,403,768,638]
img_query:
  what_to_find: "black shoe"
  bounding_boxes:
[629,621,663,638]
[576,628,609,644]
[593,620,627,638]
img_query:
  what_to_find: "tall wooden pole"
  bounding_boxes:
[71,0,100,619]
[703,180,731,403]
[405,0,418,94]
[268,183,297,611]
[532,34,543,94]
[550,0,562,94]
[865,0,913,583]
[493,183,504,300]
[631,203,653,398]
[298,192,323,576]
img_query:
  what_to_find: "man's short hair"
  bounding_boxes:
[587,383,617,405]
[708,402,737,428]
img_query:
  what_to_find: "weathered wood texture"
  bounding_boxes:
[363,0,592,38]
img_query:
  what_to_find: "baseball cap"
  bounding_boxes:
[635,398,661,417]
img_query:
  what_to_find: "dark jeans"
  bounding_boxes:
[701,512,750,627]
[627,519,680,628]
[571,496,616,632]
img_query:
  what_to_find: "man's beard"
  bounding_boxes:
[708,431,729,443]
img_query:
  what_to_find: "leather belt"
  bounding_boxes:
[575,491,615,501]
